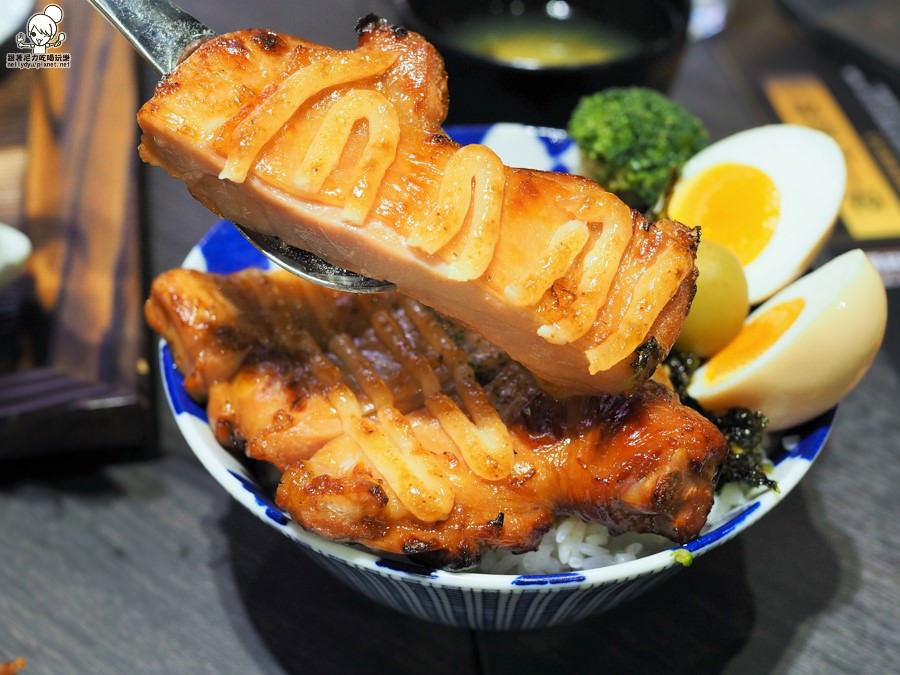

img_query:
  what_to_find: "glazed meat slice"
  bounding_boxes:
[146,268,726,568]
[137,18,699,395]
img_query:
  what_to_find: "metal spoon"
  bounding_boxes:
[86,0,395,293]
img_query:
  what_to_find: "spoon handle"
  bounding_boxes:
[84,0,216,74]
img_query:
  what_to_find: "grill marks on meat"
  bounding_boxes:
[146,268,726,568]
[137,21,699,395]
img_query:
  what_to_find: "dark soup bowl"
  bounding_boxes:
[394,0,691,127]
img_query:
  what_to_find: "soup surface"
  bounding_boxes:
[448,16,639,68]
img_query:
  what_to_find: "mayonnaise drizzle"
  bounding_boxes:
[220,50,397,183]
[407,143,506,281]
[293,88,400,225]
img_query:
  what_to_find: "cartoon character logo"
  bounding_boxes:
[16,4,67,55]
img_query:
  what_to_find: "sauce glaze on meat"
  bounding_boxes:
[138,19,699,395]
[147,268,726,568]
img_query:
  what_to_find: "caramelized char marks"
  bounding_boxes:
[147,268,727,567]
[144,268,373,398]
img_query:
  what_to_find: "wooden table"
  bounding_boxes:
[2,1,899,673]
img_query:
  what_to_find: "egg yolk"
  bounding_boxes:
[669,162,780,265]
[704,298,805,383]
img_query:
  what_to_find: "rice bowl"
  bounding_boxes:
[161,197,834,629]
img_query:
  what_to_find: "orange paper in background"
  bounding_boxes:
[764,74,900,241]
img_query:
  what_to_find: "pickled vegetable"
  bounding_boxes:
[676,240,749,357]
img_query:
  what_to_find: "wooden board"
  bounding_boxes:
[0,0,153,458]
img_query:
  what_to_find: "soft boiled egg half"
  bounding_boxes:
[687,249,886,431]
[667,124,846,304]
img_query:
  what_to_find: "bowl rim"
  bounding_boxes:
[392,0,690,75]
[160,122,834,593]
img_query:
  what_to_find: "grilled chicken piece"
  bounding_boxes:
[146,268,726,568]
[137,17,699,395]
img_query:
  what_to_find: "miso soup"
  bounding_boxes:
[448,15,640,68]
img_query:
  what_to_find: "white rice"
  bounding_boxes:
[477,481,757,574]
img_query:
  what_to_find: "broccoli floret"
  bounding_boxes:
[568,87,708,213]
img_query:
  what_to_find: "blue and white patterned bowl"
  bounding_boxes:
[159,124,834,631]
